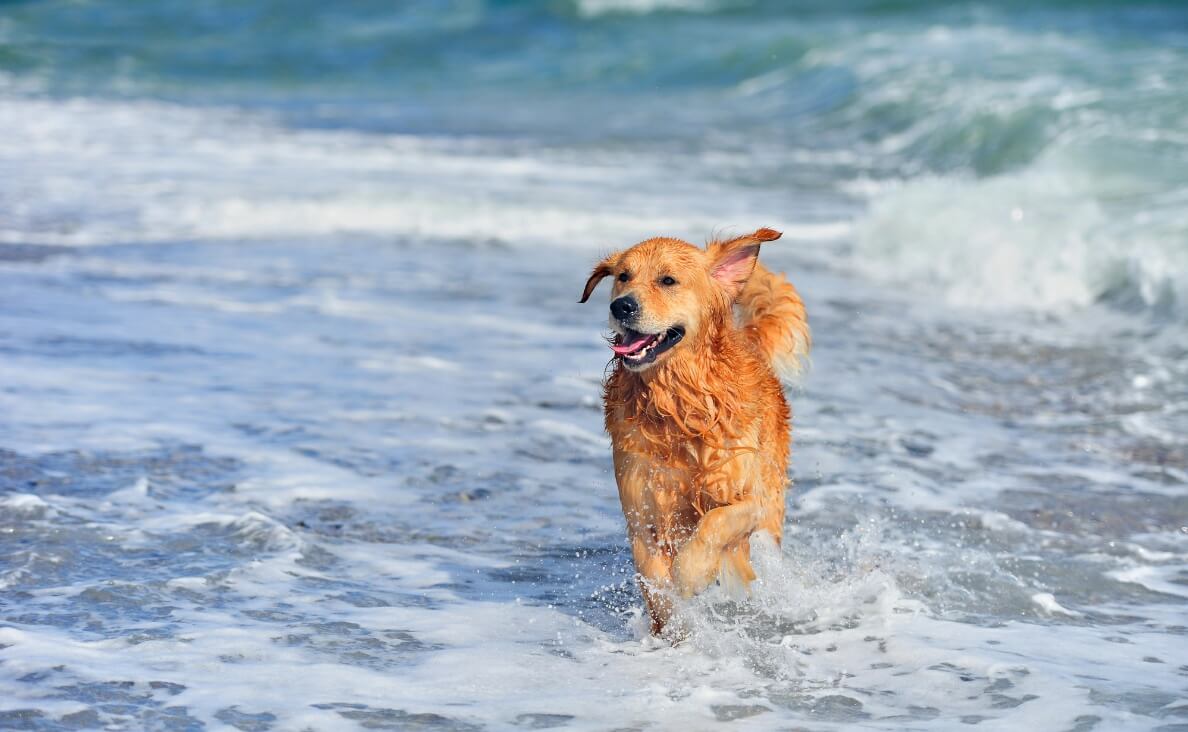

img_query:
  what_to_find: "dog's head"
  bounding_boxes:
[580,228,781,371]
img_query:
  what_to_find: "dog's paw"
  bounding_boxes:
[672,537,719,598]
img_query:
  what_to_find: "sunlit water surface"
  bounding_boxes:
[1,1,1187,729]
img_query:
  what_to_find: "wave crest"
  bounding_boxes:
[853,145,1188,318]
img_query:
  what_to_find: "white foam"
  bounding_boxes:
[0,96,744,250]
[0,493,56,518]
[854,155,1188,316]
[576,0,717,17]
[1031,592,1083,617]
[1110,565,1188,600]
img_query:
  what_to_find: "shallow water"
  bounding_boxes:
[2,1,1187,730]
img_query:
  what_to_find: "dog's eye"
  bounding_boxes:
[618,272,630,282]
[660,276,677,286]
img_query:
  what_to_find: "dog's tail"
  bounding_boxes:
[737,261,811,382]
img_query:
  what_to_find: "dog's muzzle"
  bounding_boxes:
[610,326,685,367]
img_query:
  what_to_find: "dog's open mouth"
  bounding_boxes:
[610,326,685,366]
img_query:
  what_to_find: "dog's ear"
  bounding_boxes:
[708,228,782,298]
[579,255,616,303]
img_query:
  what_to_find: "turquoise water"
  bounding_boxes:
[1,2,1187,730]
[3,1,1186,314]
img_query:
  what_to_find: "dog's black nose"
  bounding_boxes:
[610,296,639,322]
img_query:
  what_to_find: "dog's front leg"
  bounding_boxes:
[670,498,761,597]
[629,534,674,634]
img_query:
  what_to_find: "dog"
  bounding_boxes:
[580,228,810,635]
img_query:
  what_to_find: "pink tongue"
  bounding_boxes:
[611,332,656,355]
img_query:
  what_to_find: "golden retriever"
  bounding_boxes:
[580,228,810,635]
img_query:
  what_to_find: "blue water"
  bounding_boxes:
[1,2,1187,730]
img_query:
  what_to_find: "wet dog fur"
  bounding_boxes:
[581,228,809,635]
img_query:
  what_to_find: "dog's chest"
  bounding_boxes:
[611,430,705,548]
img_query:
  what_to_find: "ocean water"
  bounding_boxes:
[1,1,1187,730]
